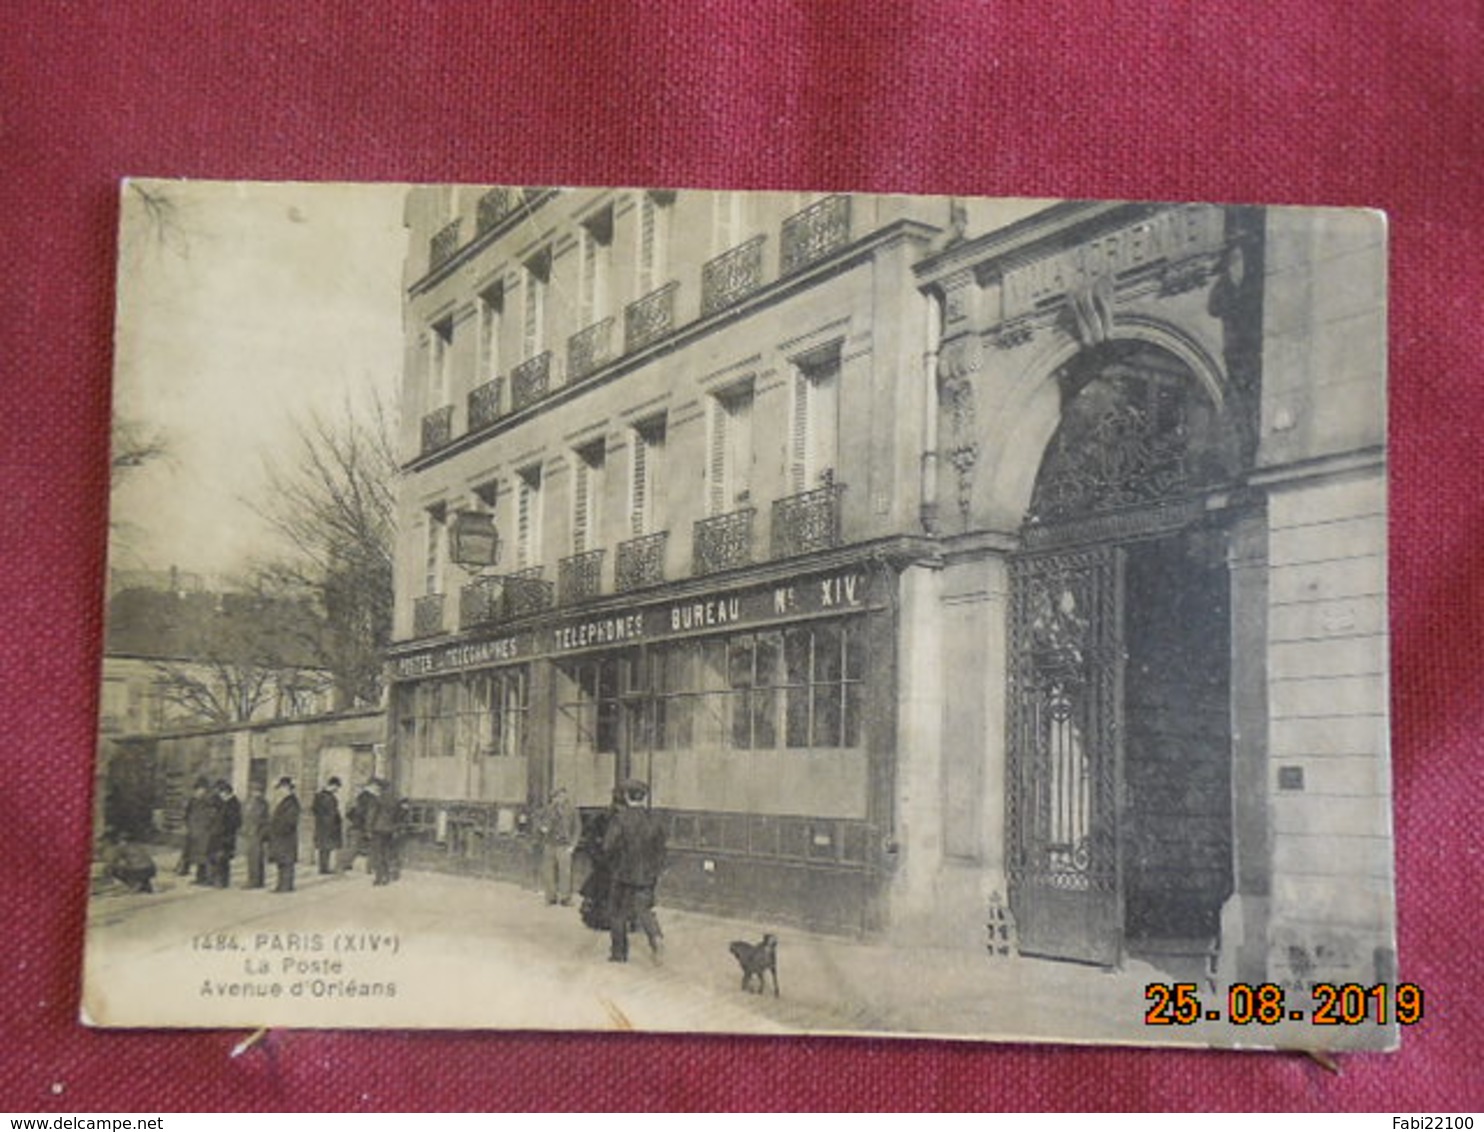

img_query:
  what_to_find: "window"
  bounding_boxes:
[424,504,447,595]
[630,416,666,536]
[522,251,549,359]
[708,382,754,514]
[571,440,606,554]
[636,192,671,295]
[579,207,613,327]
[557,656,622,755]
[516,464,543,569]
[477,282,503,385]
[790,346,841,493]
[712,192,745,255]
[429,316,454,407]
[404,669,528,761]
[643,621,866,752]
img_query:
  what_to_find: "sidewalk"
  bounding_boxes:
[86,855,1232,1045]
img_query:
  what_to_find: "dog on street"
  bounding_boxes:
[728,934,779,996]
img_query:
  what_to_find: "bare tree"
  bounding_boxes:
[146,589,335,725]
[254,393,397,710]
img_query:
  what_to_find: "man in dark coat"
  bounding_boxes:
[211,780,242,888]
[341,781,376,872]
[181,776,221,886]
[367,778,403,886]
[268,776,301,893]
[312,777,343,875]
[240,781,270,889]
[601,779,668,964]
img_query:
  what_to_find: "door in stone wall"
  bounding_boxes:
[1007,342,1238,967]
[1007,544,1125,966]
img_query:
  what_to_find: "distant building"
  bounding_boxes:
[101,580,335,735]
[389,187,1390,987]
[97,577,337,839]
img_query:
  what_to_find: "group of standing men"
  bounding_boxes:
[311,775,410,887]
[173,773,408,894]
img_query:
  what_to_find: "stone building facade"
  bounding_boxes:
[391,187,1390,985]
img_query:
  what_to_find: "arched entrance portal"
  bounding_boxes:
[1007,340,1240,969]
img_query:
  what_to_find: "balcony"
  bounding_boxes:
[615,530,668,592]
[420,404,454,455]
[475,187,522,236]
[467,377,504,432]
[558,549,606,605]
[568,317,615,383]
[780,195,851,276]
[771,479,846,559]
[430,219,462,269]
[701,235,766,317]
[458,570,554,630]
[624,282,678,353]
[510,351,552,411]
[412,593,447,638]
[693,507,756,576]
[506,567,554,617]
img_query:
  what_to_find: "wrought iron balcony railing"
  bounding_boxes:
[420,404,454,455]
[506,567,554,617]
[701,235,766,316]
[693,507,756,576]
[615,530,668,592]
[780,194,851,276]
[771,480,846,559]
[467,377,504,432]
[558,549,606,605]
[458,571,554,629]
[430,219,462,269]
[510,351,552,411]
[475,187,522,236]
[412,593,447,637]
[624,282,678,353]
[568,317,615,383]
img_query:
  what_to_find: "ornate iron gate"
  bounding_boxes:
[1007,544,1125,966]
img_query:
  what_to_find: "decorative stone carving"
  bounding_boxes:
[994,317,1035,350]
[1159,253,1217,296]
[949,442,980,520]
[1066,274,1116,347]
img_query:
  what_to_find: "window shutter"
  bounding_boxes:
[581,231,597,326]
[639,197,656,294]
[573,457,590,553]
[709,400,728,515]
[732,388,752,504]
[791,371,810,494]
[517,477,532,568]
[632,429,648,536]
[523,267,543,357]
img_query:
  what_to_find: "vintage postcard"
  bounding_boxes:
[87,181,1400,1049]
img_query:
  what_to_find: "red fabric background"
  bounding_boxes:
[2,0,1479,1112]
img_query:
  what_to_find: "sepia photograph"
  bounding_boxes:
[85,181,1394,1050]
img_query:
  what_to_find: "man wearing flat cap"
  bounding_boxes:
[268,776,301,893]
[600,779,668,964]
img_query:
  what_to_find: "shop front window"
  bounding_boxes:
[645,619,865,752]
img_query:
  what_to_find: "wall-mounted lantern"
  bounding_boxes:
[449,510,500,569]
